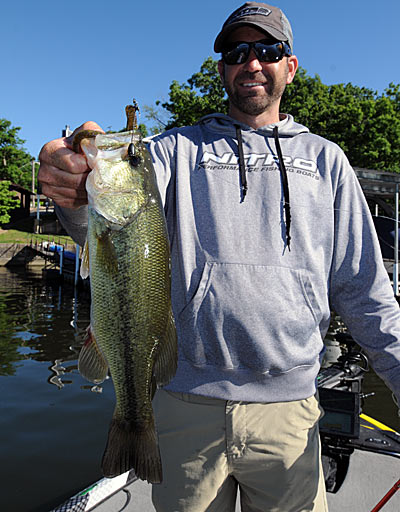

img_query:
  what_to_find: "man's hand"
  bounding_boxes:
[38,121,104,209]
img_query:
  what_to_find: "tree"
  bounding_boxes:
[0,181,18,225]
[281,74,400,173]
[152,58,400,173]
[160,57,228,129]
[0,119,33,189]
[143,105,169,136]
[137,123,149,138]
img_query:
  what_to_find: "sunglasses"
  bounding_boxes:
[221,40,292,65]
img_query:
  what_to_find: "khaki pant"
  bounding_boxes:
[152,390,328,512]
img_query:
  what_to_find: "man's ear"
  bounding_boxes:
[218,59,225,84]
[286,55,298,85]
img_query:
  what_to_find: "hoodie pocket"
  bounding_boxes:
[177,262,323,374]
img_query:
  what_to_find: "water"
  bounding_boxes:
[0,267,114,512]
[0,267,398,512]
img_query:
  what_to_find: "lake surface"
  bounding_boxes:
[0,267,115,512]
[0,266,398,512]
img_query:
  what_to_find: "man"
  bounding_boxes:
[38,3,400,511]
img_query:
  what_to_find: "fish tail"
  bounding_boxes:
[101,417,162,484]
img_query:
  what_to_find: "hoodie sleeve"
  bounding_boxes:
[146,132,176,210]
[329,157,400,406]
[55,204,88,247]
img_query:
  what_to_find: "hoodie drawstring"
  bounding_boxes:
[273,126,291,251]
[234,124,248,202]
[233,123,291,250]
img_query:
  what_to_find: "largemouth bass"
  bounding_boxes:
[73,113,177,483]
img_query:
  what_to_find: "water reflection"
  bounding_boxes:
[0,266,110,397]
[0,267,114,512]
[0,267,90,380]
[49,358,68,389]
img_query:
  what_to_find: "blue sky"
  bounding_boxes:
[3,0,400,159]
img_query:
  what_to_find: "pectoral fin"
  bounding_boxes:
[80,240,90,279]
[97,232,118,274]
[90,210,119,273]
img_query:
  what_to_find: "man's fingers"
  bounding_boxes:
[39,138,89,176]
[38,120,105,209]
[39,164,89,191]
[38,140,90,209]
[40,168,89,208]
[42,183,89,209]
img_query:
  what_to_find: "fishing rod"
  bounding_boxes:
[370,477,400,512]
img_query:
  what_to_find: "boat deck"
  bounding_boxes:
[54,450,400,512]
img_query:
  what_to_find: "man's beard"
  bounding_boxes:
[223,66,288,116]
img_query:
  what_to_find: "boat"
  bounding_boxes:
[318,330,400,511]
[52,331,400,512]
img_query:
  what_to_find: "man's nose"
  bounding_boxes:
[243,50,263,72]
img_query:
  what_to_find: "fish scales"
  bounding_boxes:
[75,127,177,483]
[90,200,171,410]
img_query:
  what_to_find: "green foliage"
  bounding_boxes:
[142,105,169,135]
[160,57,228,129]
[0,119,33,189]
[0,181,18,225]
[137,123,148,138]
[281,72,400,173]
[0,294,24,376]
[152,58,400,173]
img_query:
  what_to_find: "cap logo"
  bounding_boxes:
[228,6,272,23]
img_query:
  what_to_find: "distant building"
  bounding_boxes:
[7,183,33,220]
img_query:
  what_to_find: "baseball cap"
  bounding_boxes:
[214,2,293,52]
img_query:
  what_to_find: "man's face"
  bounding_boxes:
[218,26,297,119]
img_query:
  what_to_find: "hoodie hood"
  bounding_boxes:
[197,113,309,138]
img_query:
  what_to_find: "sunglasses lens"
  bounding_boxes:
[222,42,289,65]
[254,43,282,62]
[222,43,250,65]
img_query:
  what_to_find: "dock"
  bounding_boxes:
[0,240,87,288]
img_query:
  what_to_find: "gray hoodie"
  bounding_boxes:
[57,113,400,404]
